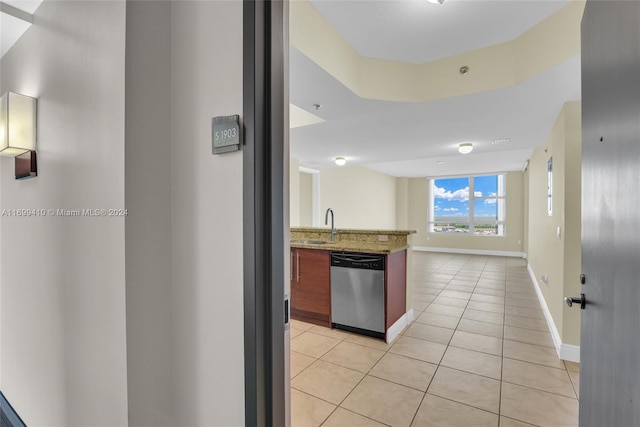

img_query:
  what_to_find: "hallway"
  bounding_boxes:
[290,252,580,426]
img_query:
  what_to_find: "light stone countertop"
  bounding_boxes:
[290,227,415,254]
[291,227,416,236]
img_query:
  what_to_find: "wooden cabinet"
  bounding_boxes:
[290,248,331,327]
[289,247,407,334]
[385,249,407,330]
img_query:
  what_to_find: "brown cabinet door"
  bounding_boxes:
[385,250,407,330]
[291,248,331,327]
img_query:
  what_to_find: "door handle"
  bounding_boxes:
[296,251,300,282]
[564,293,586,309]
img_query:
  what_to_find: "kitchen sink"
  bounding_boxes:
[291,240,327,245]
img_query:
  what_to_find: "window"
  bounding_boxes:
[429,174,506,236]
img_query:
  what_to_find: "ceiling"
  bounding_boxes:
[1,0,42,58]
[309,0,570,64]
[2,0,582,179]
[289,0,583,177]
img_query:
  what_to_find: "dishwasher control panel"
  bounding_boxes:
[330,251,385,271]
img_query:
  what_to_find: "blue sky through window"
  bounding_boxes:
[433,176,500,220]
[433,177,469,218]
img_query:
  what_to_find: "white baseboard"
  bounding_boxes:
[386,309,414,344]
[560,343,580,362]
[527,263,580,363]
[413,246,526,258]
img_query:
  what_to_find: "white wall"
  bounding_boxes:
[171,2,245,425]
[0,1,128,425]
[125,2,173,425]
[1,1,248,426]
[319,166,397,229]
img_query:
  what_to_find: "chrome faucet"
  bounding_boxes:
[325,208,337,242]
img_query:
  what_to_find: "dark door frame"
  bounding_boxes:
[243,1,287,426]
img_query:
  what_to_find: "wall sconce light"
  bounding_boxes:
[0,92,37,179]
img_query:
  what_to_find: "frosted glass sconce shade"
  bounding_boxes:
[0,92,37,179]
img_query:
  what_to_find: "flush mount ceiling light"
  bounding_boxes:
[0,92,38,179]
[458,143,473,154]
[334,157,346,166]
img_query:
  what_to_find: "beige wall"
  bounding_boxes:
[299,171,313,226]
[562,103,582,345]
[527,101,581,347]
[523,166,530,254]
[0,1,128,425]
[396,177,410,229]
[290,158,300,226]
[319,166,397,229]
[406,172,526,254]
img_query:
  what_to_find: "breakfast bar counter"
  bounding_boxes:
[289,227,416,343]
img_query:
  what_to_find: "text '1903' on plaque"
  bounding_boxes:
[212,115,241,154]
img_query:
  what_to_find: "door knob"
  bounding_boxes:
[564,293,586,309]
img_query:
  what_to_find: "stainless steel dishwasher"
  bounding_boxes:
[331,251,385,338]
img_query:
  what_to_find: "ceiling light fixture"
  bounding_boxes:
[334,157,346,166]
[458,143,473,154]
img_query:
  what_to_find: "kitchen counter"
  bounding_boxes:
[292,227,417,236]
[290,227,416,255]
[289,226,416,342]
[290,240,408,254]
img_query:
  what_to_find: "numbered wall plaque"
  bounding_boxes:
[212,115,241,154]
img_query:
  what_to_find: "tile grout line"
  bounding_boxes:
[410,257,492,426]
[499,262,508,427]
[407,260,469,427]
[320,290,444,426]
[293,255,578,426]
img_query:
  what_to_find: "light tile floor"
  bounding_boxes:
[290,253,580,427]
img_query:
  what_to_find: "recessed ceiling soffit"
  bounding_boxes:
[290,0,585,104]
